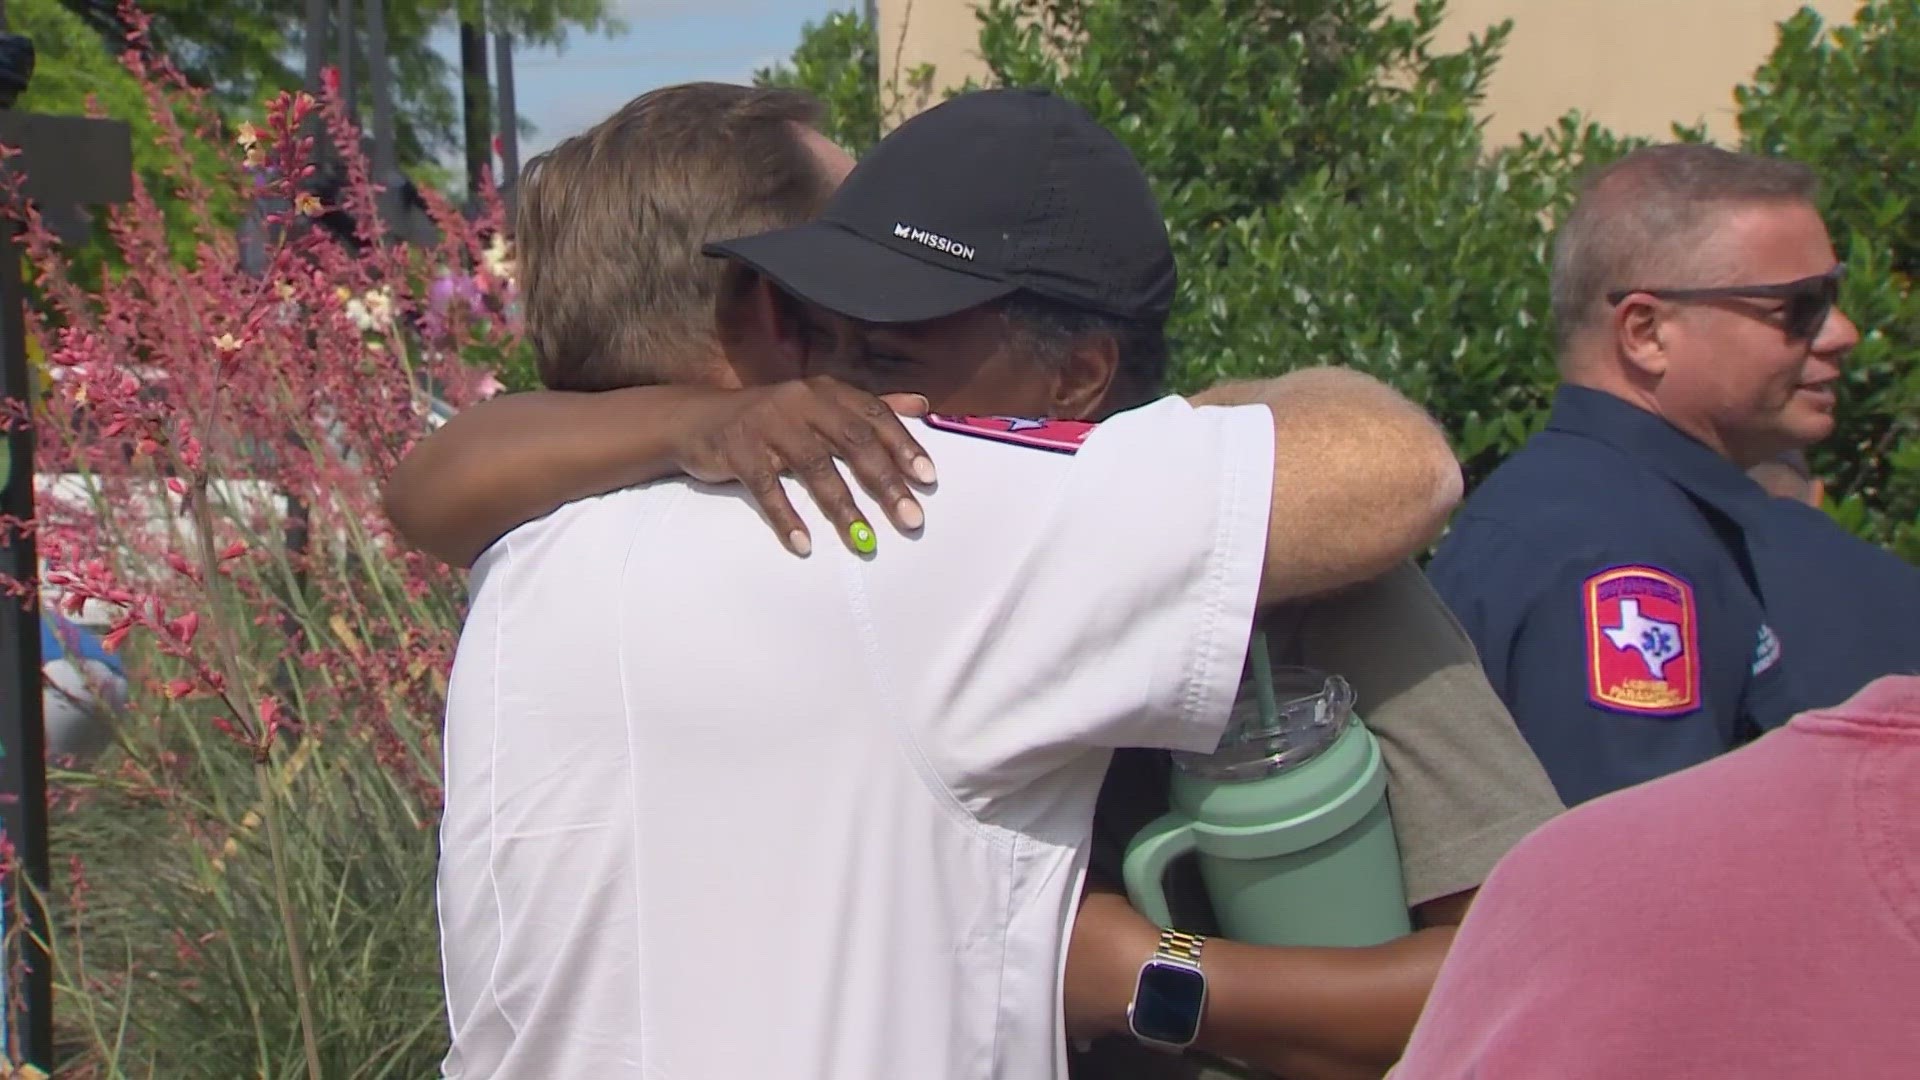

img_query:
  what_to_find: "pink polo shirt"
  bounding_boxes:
[1392,675,1920,1080]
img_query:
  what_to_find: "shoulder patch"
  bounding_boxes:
[1583,564,1702,717]
[923,414,1096,455]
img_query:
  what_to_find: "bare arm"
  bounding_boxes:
[1190,368,1463,607]
[384,387,687,568]
[382,379,934,569]
[1413,888,1476,929]
[1066,887,1452,1079]
[1199,929,1454,1079]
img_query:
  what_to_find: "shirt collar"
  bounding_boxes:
[1546,385,1773,526]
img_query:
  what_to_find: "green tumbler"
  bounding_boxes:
[1122,644,1411,948]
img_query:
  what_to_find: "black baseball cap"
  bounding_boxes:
[703,88,1175,325]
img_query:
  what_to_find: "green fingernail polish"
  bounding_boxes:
[849,520,876,554]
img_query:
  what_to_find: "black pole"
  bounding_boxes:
[493,28,518,189]
[303,0,329,91]
[458,0,492,204]
[334,0,356,117]
[0,1,50,1067]
[304,0,333,174]
[0,201,46,1080]
[365,0,394,185]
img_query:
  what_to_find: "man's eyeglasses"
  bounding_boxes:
[1605,264,1845,341]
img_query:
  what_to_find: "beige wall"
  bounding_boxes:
[1395,0,1859,144]
[876,0,994,127]
[876,0,1859,142]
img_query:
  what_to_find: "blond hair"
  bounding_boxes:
[515,82,832,390]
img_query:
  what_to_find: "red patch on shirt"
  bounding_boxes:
[1584,565,1701,717]
[923,414,1096,455]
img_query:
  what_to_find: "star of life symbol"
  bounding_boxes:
[1603,598,1684,680]
[992,416,1047,432]
[922,412,1095,454]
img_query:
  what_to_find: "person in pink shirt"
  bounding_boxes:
[1391,674,1920,1080]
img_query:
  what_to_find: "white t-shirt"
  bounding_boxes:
[436,396,1275,1080]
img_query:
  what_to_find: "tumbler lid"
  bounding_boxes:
[1172,648,1354,782]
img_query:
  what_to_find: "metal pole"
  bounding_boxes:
[364,0,397,231]
[0,201,46,1080]
[458,0,492,204]
[304,0,329,92]
[335,0,356,117]
[493,28,519,188]
[365,0,394,184]
[0,0,51,1065]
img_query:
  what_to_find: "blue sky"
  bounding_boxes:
[432,0,856,162]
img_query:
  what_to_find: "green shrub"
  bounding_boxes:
[754,9,883,156]
[13,0,238,283]
[1737,0,1920,560]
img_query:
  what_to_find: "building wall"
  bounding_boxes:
[1397,0,1858,144]
[875,0,997,126]
[875,0,1859,142]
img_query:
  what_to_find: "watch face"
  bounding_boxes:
[1129,960,1206,1046]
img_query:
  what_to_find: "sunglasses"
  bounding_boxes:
[1606,264,1846,342]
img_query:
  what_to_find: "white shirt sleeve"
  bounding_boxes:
[843,396,1275,801]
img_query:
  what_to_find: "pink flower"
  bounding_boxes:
[12,31,491,930]
[259,696,291,742]
[99,621,134,653]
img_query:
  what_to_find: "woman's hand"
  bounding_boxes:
[674,376,937,556]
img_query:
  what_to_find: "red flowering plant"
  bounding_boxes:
[9,7,512,1076]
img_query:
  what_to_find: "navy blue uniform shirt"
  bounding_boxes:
[1429,386,1803,805]
[1751,496,1920,709]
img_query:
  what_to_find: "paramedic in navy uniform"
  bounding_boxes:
[1428,143,1856,806]
[1746,451,1920,711]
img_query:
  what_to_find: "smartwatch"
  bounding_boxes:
[1125,927,1208,1051]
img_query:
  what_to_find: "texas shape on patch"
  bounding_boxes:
[1583,564,1701,717]
[923,414,1096,454]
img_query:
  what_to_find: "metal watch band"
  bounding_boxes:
[1155,927,1205,965]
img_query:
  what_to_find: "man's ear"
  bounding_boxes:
[716,263,806,383]
[1613,294,1669,380]
[1051,331,1120,420]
